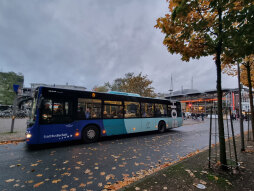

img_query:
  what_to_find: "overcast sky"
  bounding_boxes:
[0,0,238,93]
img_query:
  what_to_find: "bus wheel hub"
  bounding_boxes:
[87,130,95,139]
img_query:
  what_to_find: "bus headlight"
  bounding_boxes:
[26,133,32,139]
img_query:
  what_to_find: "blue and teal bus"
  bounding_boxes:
[26,86,183,145]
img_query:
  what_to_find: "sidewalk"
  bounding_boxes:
[0,118,26,143]
[119,135,254,191]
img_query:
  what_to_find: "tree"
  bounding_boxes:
[95,73,156,97]
[92,85,109,92]
[120,73,156,97]
[155,0,253,168]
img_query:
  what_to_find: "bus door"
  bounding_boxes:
[39,99,75,144]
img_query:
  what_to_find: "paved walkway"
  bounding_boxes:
[0,118,27,142]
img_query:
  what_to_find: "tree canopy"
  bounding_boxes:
[93,73,156,97]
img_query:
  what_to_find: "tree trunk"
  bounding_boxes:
[246,62,254,140]
[216,5,227,169]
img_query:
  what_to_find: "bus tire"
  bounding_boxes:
[158,121,166,133]
[82,125,99,143]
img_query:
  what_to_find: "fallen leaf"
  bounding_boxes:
[84,169,91,174]
[36,174,43,177]
[79,183,86,187]
[98,183,103,187]
[33,181,44,188]
[87,181,93,185]
[62,185,68,189]
[5,179,15,183]
[100,172,106,176]
[52,179,61,183]
[70,188,76,191]
[73,177,79,181]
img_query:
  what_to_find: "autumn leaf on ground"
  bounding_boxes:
[16,164,21,166]
[63,160,69,164]
[61,172,71,176]
[27,180,34,183]
[5,179,15,183]
[73,177,79,181]
[100,172,106,176]
[62,185,69,189]
[52,179,61,183]
[84,169,91,174]
[33,181,44,188]
[79,183,86,187]
[9,165,15,168]
[98,183,103,187]
[94,166,99,170]
[13,183,19,187]
[36,174,43,177]
[70,188,76,191]
[31,163,38,167]
[87,181,93,185]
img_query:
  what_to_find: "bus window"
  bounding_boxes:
[155,104,167,117]
[103,101,123,119]
[124,102,140,118]
[141,103,154,118]
[78,98,102,119]
[41,100,53,121]
[40,99,73,123]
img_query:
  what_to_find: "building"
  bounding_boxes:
[165,88,253,115]
[0,72,24,105]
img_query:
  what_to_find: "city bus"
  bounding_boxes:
[26,86,183,145]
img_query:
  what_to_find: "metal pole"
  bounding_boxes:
[226,108,232,168]
[10,95,17,133]
[214,106,218,162]
[229,107,238,168]
[237,62,245,151]
[209,107,213,168]
[248,109,250,141]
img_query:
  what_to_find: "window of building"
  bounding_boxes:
[141,103,154,118]
[78,98,102,119]
[125,101,140,118]
[103,101,123,119]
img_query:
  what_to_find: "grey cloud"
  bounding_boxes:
[0,0,237,93]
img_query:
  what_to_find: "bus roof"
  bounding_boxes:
[38,86,176,103]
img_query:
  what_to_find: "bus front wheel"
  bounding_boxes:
[82,125,99,143]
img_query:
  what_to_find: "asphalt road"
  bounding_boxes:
[0,119,249,191]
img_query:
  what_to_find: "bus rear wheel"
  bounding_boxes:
[82,125,99,143]
[158,121,166,133]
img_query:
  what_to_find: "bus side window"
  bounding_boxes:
[141,103,154,118]
[103,101,123,119]
[78,98,102,119]
[41,99,53,122]
[124,102,140,118]
[40,100,73,123]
